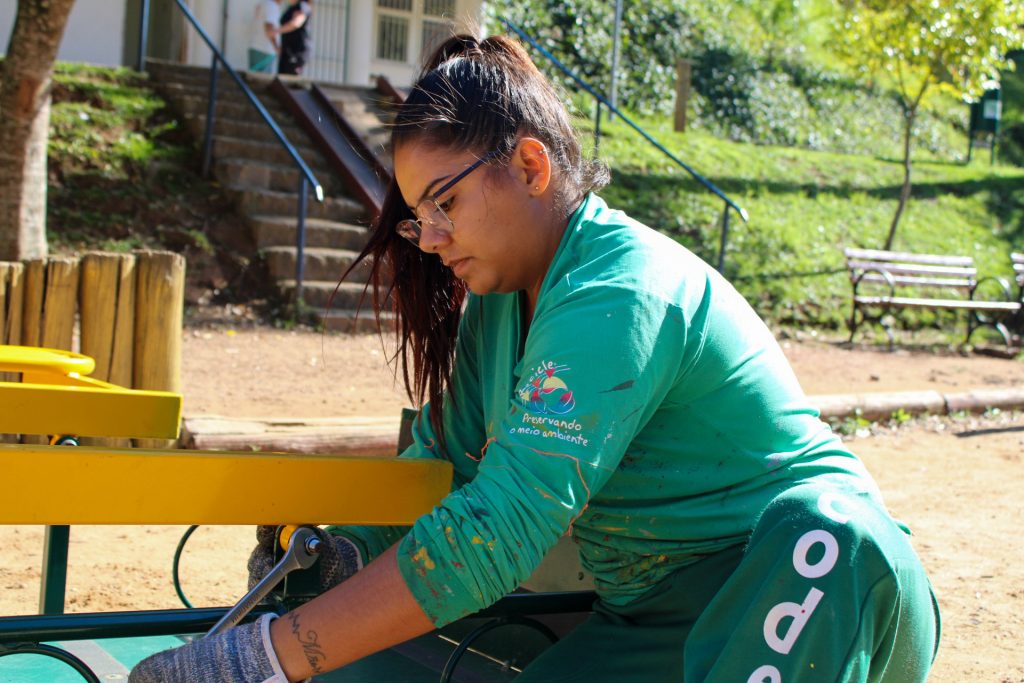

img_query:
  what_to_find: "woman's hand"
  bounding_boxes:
[247,526,364,594]
[129,614,289,682]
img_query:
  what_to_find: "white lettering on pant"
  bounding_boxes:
[746,491,851,682]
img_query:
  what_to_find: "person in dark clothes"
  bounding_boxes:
[277,1,311,76]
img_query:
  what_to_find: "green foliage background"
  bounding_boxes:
[490,0,967,161]
[487,0,1024,338]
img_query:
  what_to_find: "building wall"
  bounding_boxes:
[1,0,128,66]
[0,0,486,86]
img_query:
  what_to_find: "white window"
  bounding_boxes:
[375,0,456,65]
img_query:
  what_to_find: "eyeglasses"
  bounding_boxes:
[396,150,499,246]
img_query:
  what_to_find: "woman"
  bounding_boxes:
[277,0,311,76]
[131,34,940,682]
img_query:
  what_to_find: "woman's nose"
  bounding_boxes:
[417,223,452,253]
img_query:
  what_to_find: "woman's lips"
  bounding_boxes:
[449,257,470,278]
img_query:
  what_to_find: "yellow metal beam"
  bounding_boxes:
[0,444,452,525]
[0,344,181,439]
[0,382,182,439]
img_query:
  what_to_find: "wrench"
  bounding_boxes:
[206,525,322,638]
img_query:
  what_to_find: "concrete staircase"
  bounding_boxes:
[145,59,394,331]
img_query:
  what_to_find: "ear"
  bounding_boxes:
[509,137,551,197]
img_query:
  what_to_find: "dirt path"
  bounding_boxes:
[2,325,1023,681]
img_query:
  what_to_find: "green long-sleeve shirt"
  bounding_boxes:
[337,194,880,627]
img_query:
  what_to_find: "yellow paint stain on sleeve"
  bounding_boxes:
[412,545,436,571]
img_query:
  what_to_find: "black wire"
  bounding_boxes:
[172,525,200,609]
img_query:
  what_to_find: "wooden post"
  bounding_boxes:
[20,259,46,348]
[80,252,137,448]
[19,257,80,445]
[0,262,26,347]
[0,262,25,443]
[133,251,185,449]
[41,257,79,351]
[674,59,693,133]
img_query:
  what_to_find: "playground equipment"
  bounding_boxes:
[0,344,593,681]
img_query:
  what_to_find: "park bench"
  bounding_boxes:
[844,247,1022,348]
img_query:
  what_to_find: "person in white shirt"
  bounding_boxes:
[248,0,282,73]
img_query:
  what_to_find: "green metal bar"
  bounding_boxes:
[39,525,70,615]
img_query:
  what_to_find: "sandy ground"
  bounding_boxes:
[2,324,1024,681]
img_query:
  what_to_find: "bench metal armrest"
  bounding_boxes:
[970,275,1014,302]
[852,267,897,299]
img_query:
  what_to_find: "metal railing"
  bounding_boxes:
[137,0,324,306]
[501,18,749,273]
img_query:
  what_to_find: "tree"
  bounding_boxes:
[0,0,77,261]
[832,0,1024,250]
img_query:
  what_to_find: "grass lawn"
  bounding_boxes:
[586,111,1024,329]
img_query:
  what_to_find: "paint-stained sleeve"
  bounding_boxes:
[325,298,488,563]
[396,285,686,626]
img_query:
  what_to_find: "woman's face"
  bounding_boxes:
[393,139,555,298]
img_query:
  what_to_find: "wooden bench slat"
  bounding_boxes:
[847,260,977,278]
[853,296,1022,312]
[854,274,974,289]
[844,248,974,267]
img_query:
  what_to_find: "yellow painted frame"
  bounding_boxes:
[0,345,182,439]
[0,443,451,525]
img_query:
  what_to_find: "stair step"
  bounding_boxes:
[232,188,366,222]
[173,94,291,123]
[147,59,277,88]
[192,115,308,145]
[217,158,346,195]
[279,279,377,309]
[154,78,276,104]
[263,245,372,282]
[250,215,370,250]
[212,135,326,169]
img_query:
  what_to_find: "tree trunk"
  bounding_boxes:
[0,0,78,262]
[884,105,917,251]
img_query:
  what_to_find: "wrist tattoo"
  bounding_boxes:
[287,612,326,674]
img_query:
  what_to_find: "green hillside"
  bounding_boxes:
[42,60,1024,340]
[588,111,1024,330]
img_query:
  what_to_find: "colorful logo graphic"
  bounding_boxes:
[518,361,576,415]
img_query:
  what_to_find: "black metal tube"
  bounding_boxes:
[440,615,559,683]
[475,591,596,618]
[201,55,219,178]
[0,607,274,643]
[717,203,731,274]
[136,0,150,73]
[0,642,100,683]
[296,177,309,307]
[39,525,70,615]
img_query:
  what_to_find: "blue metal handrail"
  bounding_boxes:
[137,0,324,306]
[501,17,749,273]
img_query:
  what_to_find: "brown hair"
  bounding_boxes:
[345,34,608,446]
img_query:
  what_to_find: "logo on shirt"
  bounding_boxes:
[517,361,576,415]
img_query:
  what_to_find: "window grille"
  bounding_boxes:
[424,0,455,17]
[377,14,409,62]
[421,19,453,60]
[377,0,413,11]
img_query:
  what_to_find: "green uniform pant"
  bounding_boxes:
[517,480,940,682]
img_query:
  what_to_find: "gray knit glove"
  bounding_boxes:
[247,526,363,594]
[128,613,287,682]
